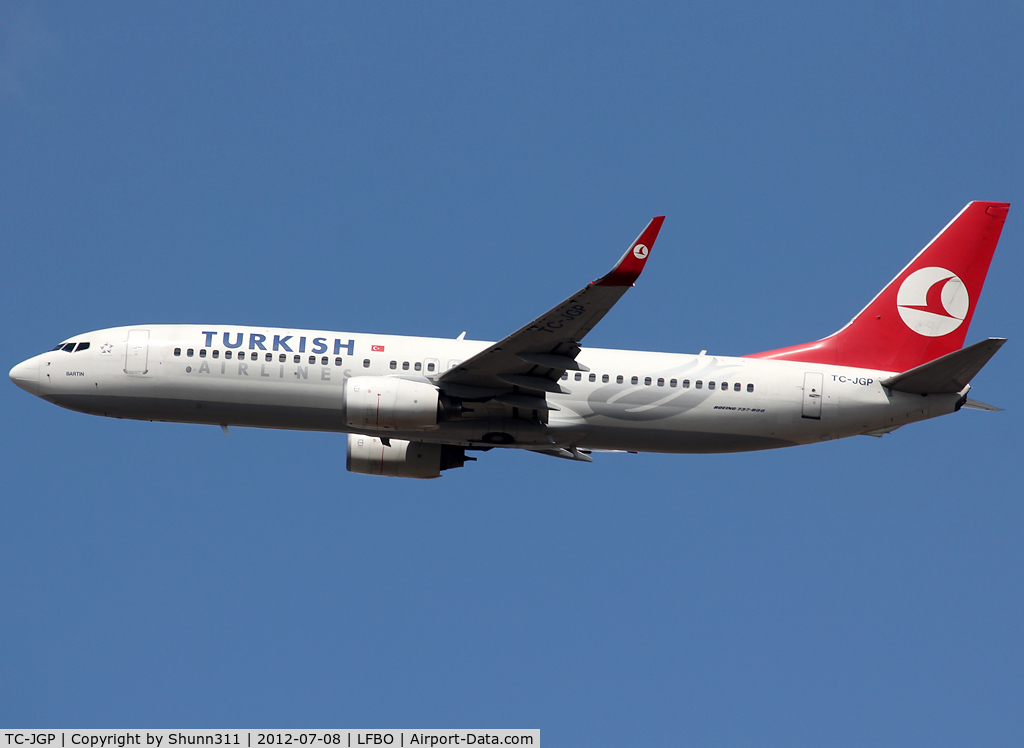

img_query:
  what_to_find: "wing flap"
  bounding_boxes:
[528,447,594,462]
[498,374,571,394]
[495,393,561,411]
[517,353,590,371]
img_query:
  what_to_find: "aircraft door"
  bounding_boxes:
[801,371,823,420]
[124,329,150,374]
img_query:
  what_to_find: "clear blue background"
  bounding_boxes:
[2,3,1022,744]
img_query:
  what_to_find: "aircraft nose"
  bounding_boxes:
[9,357,39,395]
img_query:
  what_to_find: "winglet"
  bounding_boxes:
[594,216,665,286]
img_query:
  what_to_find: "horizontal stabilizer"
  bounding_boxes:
[961,398,1003,412]
[881,337,1006,395]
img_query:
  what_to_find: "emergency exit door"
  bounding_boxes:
[802,371,823,420]
[124,329,150,374]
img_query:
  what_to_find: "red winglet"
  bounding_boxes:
[594,216,665,286]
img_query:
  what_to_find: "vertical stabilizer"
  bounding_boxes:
[748,201,1009,372]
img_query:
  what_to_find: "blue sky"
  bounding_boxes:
[2,2,1022,744]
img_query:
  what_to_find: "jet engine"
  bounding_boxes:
[344,376,460,431]
[346,434,473,479]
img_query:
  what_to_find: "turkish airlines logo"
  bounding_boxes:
[633,244,649,260]
[896,266,969,337]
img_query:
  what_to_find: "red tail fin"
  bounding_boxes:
[748,201,1010,372]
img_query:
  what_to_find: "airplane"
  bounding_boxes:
[9,201,1009,478]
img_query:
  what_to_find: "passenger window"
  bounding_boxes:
[212,350,220,359]
[415,362,422,371]
[695,380,702,389]
[708,381,716,390]
[631,376,639,385]
[747,383,754,392]
[602,374,609,383]
[589,373,596,382]
[721,381,727,390]
[321,356,328,365]
[657,378,664,387]
[335,357,343,366]
[279,354,287,362]
[574,372,582,381]
[682,379,690,388]
[250,352,258,361]
[199,349,207,358]
[187,349,194,357]
[294,355,301,363]
[225,350,232,360]
[402,361,409,370]
[616,375,624,384]
[76,342,90,352]
[309,355,316,364]
[734,382,741,392]
[390,361,397,370]
[562,372,569,380]
[62,343,76,352]
[644,377,652,386]
[174,348,181,357]
[427,362,435,372]
[266,353,273,362]
[363,359,371,368]
[670,379,677,387]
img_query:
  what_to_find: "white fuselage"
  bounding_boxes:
[13,324,961,453]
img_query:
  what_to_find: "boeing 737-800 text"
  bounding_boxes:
[10,202,1009,478]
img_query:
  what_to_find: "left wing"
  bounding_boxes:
[438,217,665,401]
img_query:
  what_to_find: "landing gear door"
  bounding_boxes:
[802,371,823,420]
[124,329,150,375]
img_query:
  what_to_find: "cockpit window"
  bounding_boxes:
[53,343,65,351]
[75,342,90,352]
[62,343,76,352]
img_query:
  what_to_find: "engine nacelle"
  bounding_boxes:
[344,376,442,431]
[346,434,473,479]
